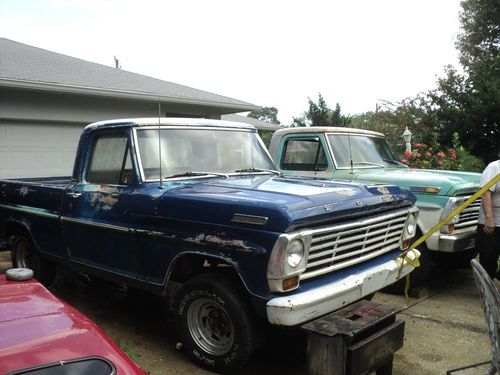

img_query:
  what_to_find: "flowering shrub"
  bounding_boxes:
[401,133,483,172]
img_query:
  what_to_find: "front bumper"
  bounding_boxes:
[439,232,476,253]
[266,249,420,326]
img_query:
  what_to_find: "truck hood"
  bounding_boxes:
[158,175,415,232]
[354,168,480,196]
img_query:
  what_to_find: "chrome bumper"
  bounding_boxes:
[266,250,420,326]
[439,232,476,253]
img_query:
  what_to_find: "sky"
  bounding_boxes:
[0,0,462,124]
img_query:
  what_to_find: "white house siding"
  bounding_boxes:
[0,121,83,178]
[0,88,227,179]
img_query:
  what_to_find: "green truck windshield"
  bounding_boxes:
[327,134,403,168]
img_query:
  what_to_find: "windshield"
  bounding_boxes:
[136,128,277,180]
[327,134,404,168]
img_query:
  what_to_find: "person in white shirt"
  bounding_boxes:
[476,150,500,279]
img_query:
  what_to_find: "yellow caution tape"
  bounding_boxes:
[396,172,500,302]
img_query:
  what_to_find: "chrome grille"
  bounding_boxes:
[301,209,409,281]
[455,197,481,229]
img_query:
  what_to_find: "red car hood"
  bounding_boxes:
[0,274,144,374]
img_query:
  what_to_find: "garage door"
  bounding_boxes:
[0,122,84,179]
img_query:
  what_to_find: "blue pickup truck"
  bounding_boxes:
[0,118,419,371]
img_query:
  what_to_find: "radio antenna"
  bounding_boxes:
[158,101,163,189]
[348,131,354,174]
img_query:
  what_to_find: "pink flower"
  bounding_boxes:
[415,143,422,148]
[425,152,432,157]
[437,151,445,158]
[405,150,411,159]
[401,159,408,164]
[416,153,422,158]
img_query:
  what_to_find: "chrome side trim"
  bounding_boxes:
[60,216,130,233]
[0,203,59,219]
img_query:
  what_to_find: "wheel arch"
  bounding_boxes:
[164,251,255,297]
[4,219,37,250]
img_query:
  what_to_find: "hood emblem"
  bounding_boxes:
[355,200,364,207]
[377,186,390,195]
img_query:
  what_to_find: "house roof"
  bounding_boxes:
[0,38,258,112]
[221,114,281,131]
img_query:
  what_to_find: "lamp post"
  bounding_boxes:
[403,126,412,153]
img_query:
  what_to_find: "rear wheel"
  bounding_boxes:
[11,234,56,286]
[173,274,259,372]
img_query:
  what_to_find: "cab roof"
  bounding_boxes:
[272,126,385,138]
[84,117,256,132]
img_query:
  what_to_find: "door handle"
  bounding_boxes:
[67,192,82,198]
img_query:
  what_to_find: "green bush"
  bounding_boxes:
[401,132,483,172]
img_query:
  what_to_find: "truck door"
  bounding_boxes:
[278,135,333,179]
[62,130,140,279]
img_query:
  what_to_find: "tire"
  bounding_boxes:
[383,241,434,295]
[432,248,478,269]
[173,273,259,372]
[11,234,56,286]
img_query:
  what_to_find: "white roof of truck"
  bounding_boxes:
[273,126,385,137]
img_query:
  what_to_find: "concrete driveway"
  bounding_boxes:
[0,251,493,374]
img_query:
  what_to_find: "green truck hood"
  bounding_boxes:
[354,168,480,196]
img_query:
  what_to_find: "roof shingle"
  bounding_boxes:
[0,38,258,111]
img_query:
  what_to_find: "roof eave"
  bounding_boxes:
[0,78,260,112]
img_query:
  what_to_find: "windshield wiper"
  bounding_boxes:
[164,171,228,179]
[383,158,405,166]
[352,161,385,167]
[234,168,281,175]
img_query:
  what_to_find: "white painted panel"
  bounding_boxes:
[0,151,6,170]
[0,122,85,179]
[9,150,36,169]
[0,125,6,146]
[6,125,37,147]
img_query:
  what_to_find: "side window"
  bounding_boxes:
[281,138,328,171]
[87,134,131,185]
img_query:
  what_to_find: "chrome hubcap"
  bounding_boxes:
[187,297,234,356]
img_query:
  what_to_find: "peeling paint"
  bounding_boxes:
[88,190,119,211]
[19,186,29,197]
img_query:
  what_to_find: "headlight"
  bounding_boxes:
[267,233,311,292]
[287,240,304,268]
[406,213,417,236]
[440,197,467,226]
[402,207,419,241]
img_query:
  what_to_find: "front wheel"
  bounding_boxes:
[173,274,259,372]
[11,234,56,286]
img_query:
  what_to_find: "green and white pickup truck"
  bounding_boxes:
[269,127,481,285]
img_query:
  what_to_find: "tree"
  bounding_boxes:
[427,0,499,162]
[295,93,351,127]
[247,106,281,125]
